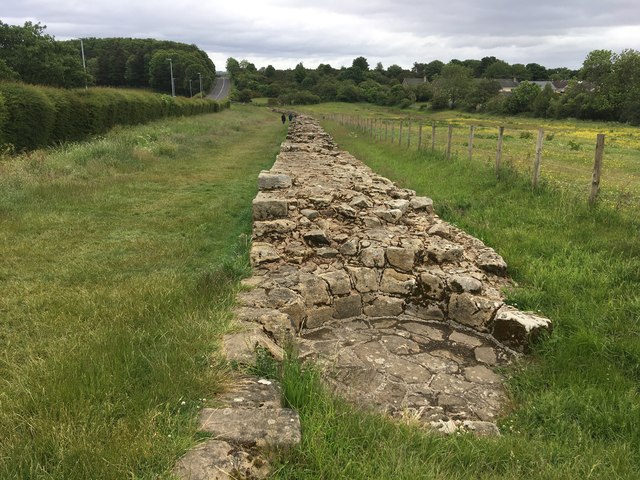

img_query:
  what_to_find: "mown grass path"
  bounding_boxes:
[0,106,285,479]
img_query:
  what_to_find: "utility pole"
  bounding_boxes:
[198,72,203,97]
[80,38,87,90]
[189,79,193,97]
[167,58,175,97]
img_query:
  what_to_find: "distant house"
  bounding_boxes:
[402,77,428,87]
[495,78,519,93]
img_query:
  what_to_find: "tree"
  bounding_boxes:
[432,63,473,108]
[226,57,241,78]
[294,62,306,84]
[352,56,369,71]
[505,81,541,114]
[264,65,276,78]
[424,60,444,81]
[484,60,512,79]
[526,63,548,80]
[580,50,613,86]
[511,63,531,81]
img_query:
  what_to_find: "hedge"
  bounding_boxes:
[0,82,226,152]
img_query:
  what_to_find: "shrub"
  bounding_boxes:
[0,82,56,151]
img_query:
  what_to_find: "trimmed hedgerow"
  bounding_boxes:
[0,82,225,152]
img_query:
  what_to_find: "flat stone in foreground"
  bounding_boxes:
[199,408,301,449]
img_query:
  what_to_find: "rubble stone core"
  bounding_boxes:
[240,115,552,433]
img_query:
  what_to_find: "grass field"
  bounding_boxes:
[2,100,639,479]
[0,105,286,479]
[301,103,640,211]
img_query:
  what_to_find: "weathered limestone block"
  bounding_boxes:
[258,171,292,190]
[448,293,501,331]
[492,305,552,352]
[300,208,319,219]
[334,294,363,319]
[476,249,508,276]
[252,193,288,220]
[339,238,360,256]
[316,247,339,258]
[386,246,416,272]
[319,270,352,295]
[362,216,384,228]
[380,269,416,294]
[425,238,464,264]
[428,222,451,238]
[222,328,284,364]
[410,196,434,213]
[417,272,446,300]
[302,229,331,247]
[449,275,483,294]
[350,195,372,209]
[373,208,403,223]
[250,242,280,266]
[386,199,410,214]
[364,295,404,317]
[404,302,445,321]
[360,247,386,267]
[346,266,380,293]
[199,408,301,449]
[280,299,306,330]
[253,219,297,238]
[237,288,269,308]
[335,203,358,219]
[306,306,335,328]
[267,287,300,308]
[300,274,331,306]
[172,439,270,480]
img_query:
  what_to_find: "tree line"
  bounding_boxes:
[0,21,216,95]
[228,50,640,124]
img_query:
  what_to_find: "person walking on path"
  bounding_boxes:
[281,113,286,124]
[288,113,293,122]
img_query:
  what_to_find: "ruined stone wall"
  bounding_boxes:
[240,115,551,353]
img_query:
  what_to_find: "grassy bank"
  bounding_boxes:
[0,105,286,478]
[269,117,640,479]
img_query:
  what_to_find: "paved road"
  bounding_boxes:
[208,75,230,100]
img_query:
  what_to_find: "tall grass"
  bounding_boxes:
[0,105,286,478]
[269,117,640,479]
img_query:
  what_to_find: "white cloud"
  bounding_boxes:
[3,0,640,70]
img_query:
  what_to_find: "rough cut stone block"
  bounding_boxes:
[410,196,434,213]
[346,266,379,293]
[217,377,282,409]
[334,294,363,319]
[492,306,552,352]
[418,272,446,300]
[425,239,464,263]
[302,229,330,247]
[172,439,270,480]
[364,295,404,317]
[222,330,284,364]
[448,293,500,331]
[258,172,292,190]
[306,306,335,328]
[250,242,280,266]
[476,249,508,276]
[253,219,297,237]
[449,275,482,294]
[199,408,301,449]
[252,193,288,220]
[301,275,331,306]
[360,247,385,267]
[386,247,416,272]
[386,199,410,214]
[319,270,352,295]
[380,269,416,294]
[373,208,403,223]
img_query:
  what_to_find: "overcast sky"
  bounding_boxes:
[4,0,640,71]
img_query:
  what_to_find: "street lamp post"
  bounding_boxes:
[198,72,203,97]
[167,58,176,97]
[189,79,193,97]
[79,38,87,90]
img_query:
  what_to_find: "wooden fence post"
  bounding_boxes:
[418,124,423,151]
[495,126,504,175]
[468,125,475,161]
[532,128,544,189]
[446,124,453,159]
[391,123,395,144]
[385,123,388,143]
[399,120,403,146]
[589,134,606,205]
[431,122,436,151]
[369,118,373,137]
[407,119,411,148]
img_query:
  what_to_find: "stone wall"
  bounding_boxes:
[240,115,551,353]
